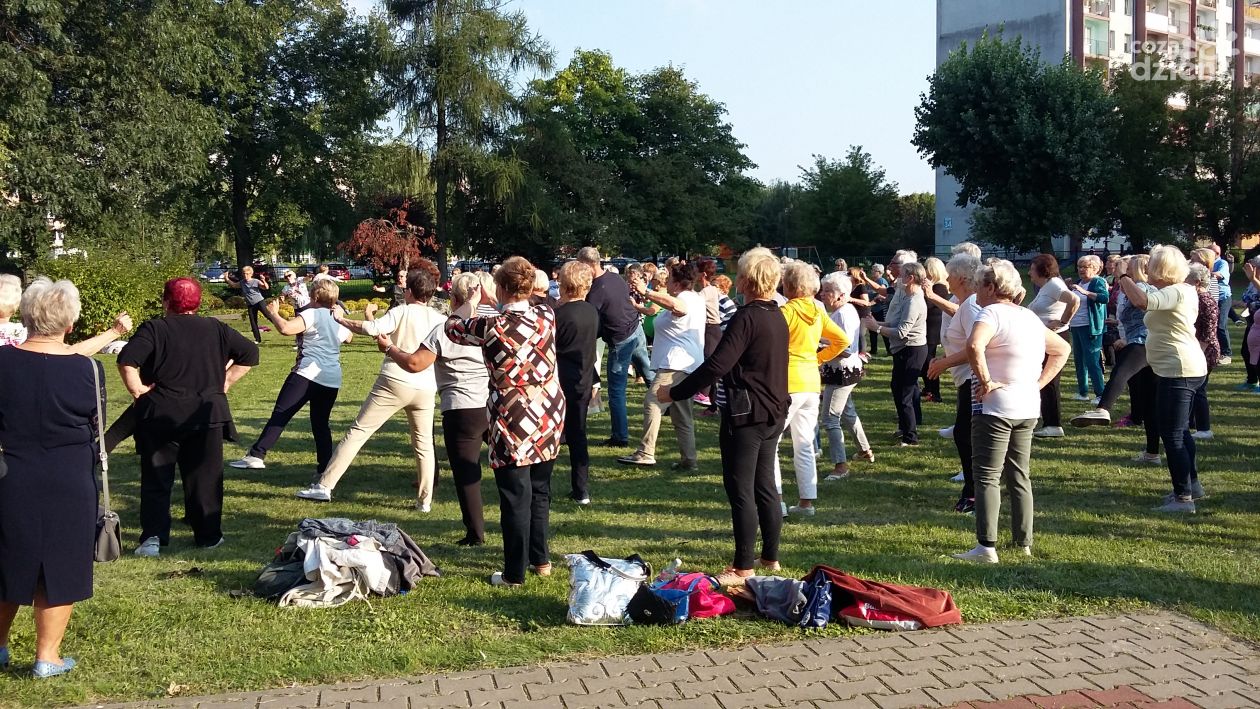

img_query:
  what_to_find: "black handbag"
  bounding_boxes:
[626,584,686,625]
[91,361,121,563]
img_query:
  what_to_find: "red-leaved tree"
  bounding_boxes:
[339,197,439,274]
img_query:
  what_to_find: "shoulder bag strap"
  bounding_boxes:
[90,359,110,511]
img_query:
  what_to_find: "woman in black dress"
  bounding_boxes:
[0,278,102,678]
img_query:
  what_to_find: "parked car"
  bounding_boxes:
[200,266,231,283]
[325,263,352,282]
[348,264,373,279]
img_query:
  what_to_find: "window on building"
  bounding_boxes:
[1125,33,1133,52]
[1125,0,1134,15]
[1110,30,1116,50]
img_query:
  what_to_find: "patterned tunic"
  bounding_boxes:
[445,303,566,469]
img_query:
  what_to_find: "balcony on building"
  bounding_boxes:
[1247,23,1260,55]
[1147,0,1171,34]
[1086,0,1111,18]
[1167,0,1192,36]
[1199,0,1217,8]
[1197,15,1218,42]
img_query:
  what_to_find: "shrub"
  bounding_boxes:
[201,293,225,311]
[36,247,193,342]
[224,295,247,309]
[278,303,295,320]
[371,298,389,310]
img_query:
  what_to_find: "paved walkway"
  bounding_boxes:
[90,611,1259,709]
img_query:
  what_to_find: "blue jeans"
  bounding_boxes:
[607,326,654,442]
[1217,292,1232,357]
[1156,375,1204,499]
[1070,326,1105,397]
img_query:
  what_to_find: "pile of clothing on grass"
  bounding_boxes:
[254,518,439,608]
[565,552,961,631]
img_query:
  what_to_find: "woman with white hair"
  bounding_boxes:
[1186,263,1220,442]
[818,275,871,480]
[953,260,1070,563]
[775,261,847,514]
[0,278,105,677]
[862,262,928,446]
[1116,246,1207,512]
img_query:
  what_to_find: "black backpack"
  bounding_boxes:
[253,532,306,601]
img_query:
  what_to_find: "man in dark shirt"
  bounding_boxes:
[578,247,655,446]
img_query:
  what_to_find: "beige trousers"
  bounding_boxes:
[318,375,437,505]
[637,369,696,462]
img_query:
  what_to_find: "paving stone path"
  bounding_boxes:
[89,611,1260,709]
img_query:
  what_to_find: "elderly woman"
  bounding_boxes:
[368,272,492,545]
[953,260,1070,564]
[230,279,351,477]
[926,253,984,513]
[1068,255,1110,401]
[660,247,789,586]
[1116,246,1208,512]
[553,261,598,503]
[0,274,132,352]
[620,263,707,470]
[920,257,952,402]
[776,261,847,514]
[1186,263,1220,442]
[1026,255,1079,438]
[445,256,566,587]
[224,265,269,343]
[862,262,928,446]
[1072,256,1162,463]
[0,278,108,677]
[818,275,872,481]
[120,278,258,557]
[1240,257,1260,392]
[301,264,447,509]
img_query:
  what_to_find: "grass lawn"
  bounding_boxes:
[3,318,1259,707]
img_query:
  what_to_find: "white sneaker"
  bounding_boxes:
[950,471,965,482]
[416,501,432,513]
[788,505,817,516]
[574,497,591,505]
[938,426,954,440]
[1073,393,1091,401]
[203,537,225,550]
[1018,546,1032,557]
[1192,430,1214,440]
[229,455,265,469]
[135,536,161,558]
[1070,408,1111,427]
[951,545,999,564]
[296,484,332,501]
[1132,452,1162,465]
[1218,356,1232,366]
[1033,426,1065,438]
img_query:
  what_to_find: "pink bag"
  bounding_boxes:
[660,572,735,618]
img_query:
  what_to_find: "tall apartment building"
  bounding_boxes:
[934,0,1260,254]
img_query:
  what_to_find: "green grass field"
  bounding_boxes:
[3,318,1258,707]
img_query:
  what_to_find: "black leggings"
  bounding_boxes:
[1098,343,1149,413]
[921,344,942,400]
[954,382,974,499]
[249,372,339,474]
[493,460,554,584]
[246,301,266,342]
[562,386,591,500]
[891,345,929,444]
[442,408,488,542]
[1039,331,1067,427]
[720,416,784,569]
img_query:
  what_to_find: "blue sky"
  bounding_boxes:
[350,0,937,194]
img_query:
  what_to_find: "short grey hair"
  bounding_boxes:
[870,263,885,275]
[576,246,601,266]
[979,259,1023,300]
[899,261,927,285]
[945,253,983,291]
[820,273,852,297]
[20,276,81,336]
[0,274,20,318]
[450,272,480,305]
[782,260,821,298]
[1186,262,1212,289]
[891,250,919,266]
[951,242,982,259]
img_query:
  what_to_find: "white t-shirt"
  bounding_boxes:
[362,303,444,390]
[942,294,983,384]
[1069,290,1090,328]
[974,303,1046,420]
[312,272,337,284]
[1028,277,1069,332]
[294,308,352,388]
[1144,283,1208,378]
[283,282,311,308]
[422,322,490,412]
[650,290,706,373]
[823,304,863,373]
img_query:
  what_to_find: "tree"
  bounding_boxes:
[1177,78,1260,249]
[339,197,438,275]
[795,147,900,261]
[186,0,392,268]
[896,193,937,258]
[748,181,802,252]
[387,0,554,274]
[913,32,1116,252]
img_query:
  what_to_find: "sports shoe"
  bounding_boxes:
[1018,546,1032,557]
[953,497,975,514]
[756,559,781,571]
[1235,382,1256,391]
[416,501,432,513]
[1093,397,1101,406]
[951,545,999,564]
[1218,356,1232,366]
[671,459,697,471]
[823,473,848,482]
[1032,426,1065,438]
[1164,484,1207,503]
[488,572,522,587]
[33,657,76,678]
[1154,498,1196,513]
[1192,430,1214,440]
[938,426,954,439]
[528,563,552,577]
[950,471,965,482]
[896,441,919,447]
[455,535,484,547]
[1073,393,1091,401]
[571,496,591,506]
[1070,409,1111,427]
[788,505,816,516]
[203,537,225,549]
[228,455,265,470]
[692,392,712,406]
[135,536,161,558]
[617,451,656,466]
[1132,452,1162,465]
[296,484,332,502]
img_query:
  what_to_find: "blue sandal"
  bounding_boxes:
[0,646,9,669]
[33,657,76,678]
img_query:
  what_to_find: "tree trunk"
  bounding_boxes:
[230,155,252,268]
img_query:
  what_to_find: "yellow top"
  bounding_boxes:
[781,297,849,393]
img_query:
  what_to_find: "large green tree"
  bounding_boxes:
[913,32,1115,252]
[795,147,900,261]
[387,0,554,274]
[1177,78,1260,250]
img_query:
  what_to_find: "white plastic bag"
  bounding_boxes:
[565,551,650,626]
